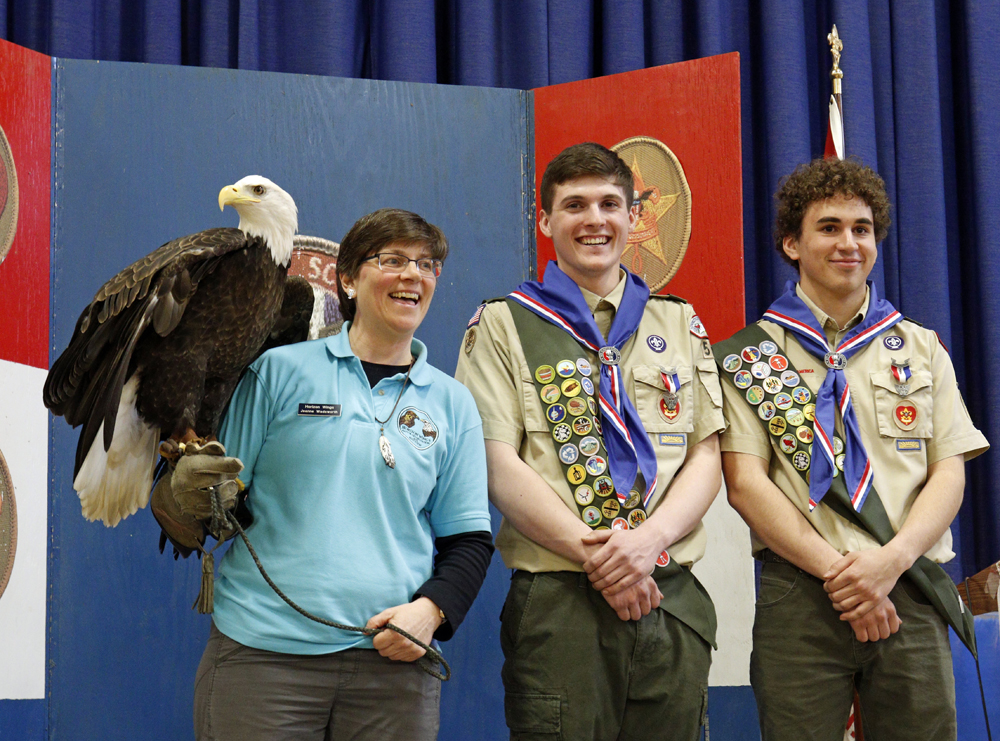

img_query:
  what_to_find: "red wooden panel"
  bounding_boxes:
[533,53,744,341]
[0,39,51,369]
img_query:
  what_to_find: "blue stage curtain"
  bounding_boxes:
[2,0,997,575]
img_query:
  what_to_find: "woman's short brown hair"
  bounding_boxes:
[774,157,891,269]
[336,208,448,322]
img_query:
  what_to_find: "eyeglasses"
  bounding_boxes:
[361,253,443,278]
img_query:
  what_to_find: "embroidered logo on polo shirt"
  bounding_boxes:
[397,407,439,450]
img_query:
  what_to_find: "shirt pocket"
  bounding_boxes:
[519,362,550,433]
[870,369,933,439]
[632,364,694,433]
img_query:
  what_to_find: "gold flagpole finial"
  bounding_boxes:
[828,25,844,96]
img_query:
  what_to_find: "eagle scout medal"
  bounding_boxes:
[574,418,594,437]
[566,397,587,416]
[581,377,595,395]
[723,354,742,372]
[779,433,797,453]
[585,455,607,476]
[575,485,595,505]
[763,377,784,395]
[824,351,847,370]
[557,360,576,377]
[601,499,620,518]
[628,509,647,528]
[559,443,579,465]
[647,334,667,353]
[598,346,621,366]
[552,423,572,442]
[758,340,778,356]
[741,346,762,363]
[781,370,800,387]
[582,507,602,526]
[894,401,918,430]
[660,368,681,412]
[547,404,567,423]
[758,401,777,420]
[746,386,765,405]
[611,517,629,530]
[535,365,556,384]
[751,361,771,379]
[659,397,681,422]
[567,464,587,485]
[576,358,592,376]
[734,370,753,389]
[891,359,912,397]
[561,378,582,397]
[769,355,789,371]
[774,392,793,410]
[540,384,561,404]
[579,436,600,455]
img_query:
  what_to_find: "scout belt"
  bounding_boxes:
[714,324,977,656]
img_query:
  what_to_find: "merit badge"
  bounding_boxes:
[824,352,847,370]
[781,370,800,388]
[579,436,600,456]
[803,403,816,422]
[894,401,918,430]
[567,397,588,417]
[557,360,576,377]
[779,433,797,454]
[792,450,811,471]
[656,550,671,567]
[464,327,477,354]
[723,354,742,373]
[585,455,607,476]
[647,334,667,353]
[567,464,587,485]
[763,377,784,395]
[659,397,681,422]
[552,423,572,442]
[741,346,762,363]
[540,384,561,404]
[601,499,621,518]
[690,315,709,339]
[581,377,595,396]
[599,346,622,366]
[575,485,595,506]
[734,370,753,389]
[628,509,647,528]
[593,416,603,437]
[833,437,844,455]
[769,355,789,371]
[561,378,582,398]
[785,408,805,427]
[883,335,904,351]
[795,425,814,444]
[577,358,592,376]
[774,392,794,410]
[535,365,556,384]
[758,401,777,421]
[624,490,641,509]
[582,507,603,526]
[891,359,912,397]
[547,404,567,423]
[611,517,630,531]
[836,453,846,471]
[758,340,778,356]
[574,417,594,437]
[751,361,772,379]
[594,476,615,497]
[745,386,765,405]
[768,416,788,436]
[588,396,598,416]
[559,443,580,465]
[792,386,812,404]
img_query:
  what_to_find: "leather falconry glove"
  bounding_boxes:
[171,453,243,520]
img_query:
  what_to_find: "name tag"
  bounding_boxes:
[896,439,921,451]
[298,403,342,417]
[659,433,686,446]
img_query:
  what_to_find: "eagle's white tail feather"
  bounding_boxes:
[74,376,159,527]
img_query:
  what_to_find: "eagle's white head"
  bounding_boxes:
[219,176,298,267]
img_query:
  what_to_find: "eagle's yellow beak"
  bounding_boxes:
[218,185,260,211]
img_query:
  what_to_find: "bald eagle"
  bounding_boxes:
[44,176,308,526]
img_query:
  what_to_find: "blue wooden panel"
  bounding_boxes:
[50,58,531,740]
[954,614,1000,740]
[706,686,759,740]
[0,699,46,740]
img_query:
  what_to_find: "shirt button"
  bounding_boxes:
[378,390,385,396]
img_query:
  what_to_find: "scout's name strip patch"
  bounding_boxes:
[298,403,342,417]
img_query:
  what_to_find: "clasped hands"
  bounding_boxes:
[823,547,907,642]
[581,528,664,622]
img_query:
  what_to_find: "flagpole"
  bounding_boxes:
[827,25,845,159]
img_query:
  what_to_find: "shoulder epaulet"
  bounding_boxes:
[900,315,923,328]
[467,297,506,328]
[649,293,687,303]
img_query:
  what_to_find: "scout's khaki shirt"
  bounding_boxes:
[456,272,726,572]
[720,285,989,562]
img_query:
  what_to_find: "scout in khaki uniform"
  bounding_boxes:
[718,157,988,741]
[456,142,725,740]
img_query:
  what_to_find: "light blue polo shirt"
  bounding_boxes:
[213,326,491,654]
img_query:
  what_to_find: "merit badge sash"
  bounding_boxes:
[506,298,674,570]
[714,324,977,656]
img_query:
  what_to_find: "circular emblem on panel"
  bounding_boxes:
[561,378,582,398]
[535,365,556,384]
[779,433,798,454]
[781,370,800,388]
[547,404,567,423]
[745,386,765,406]
[611,517,630,531]
[623,490,641,509]
[894,401,918,430]
[601,499,621,519]
[576,358,592,377]
[628,509,647,528]
[758,401,776,421]
[768,416,788,436]
[792,450,811,471]
[785,408,805,427]
[610,136,693,290]
[763,377,784,395]
[574,484,595,506]
[0,124,19,269]
[567,464,587,485]
[647,334,666,353]
[0,447,16,602]
[659,397,681,422]
[774,392,793,410]
[557,360,576,378]
[582,506,603,526]
[599,346,621,366]
[594,476,615,498]
[581,377,595,396]
[734,371,753,389]
[552,423,572,443]
[803,403,816,422]
[540,384,561,404]
[741,346,762,363]
[769,355,789,371]
[579,436,600,456]
[585,455,607,476]
[750,361,771,379]
[559,443,580,465]
[883,335,904,351]
[723,354,742,373]
[792,387,812,405]
[573,417,594,437]
[795,426,814,444]
[566,397,588,417]
[758,340,778,357]
[397,408,439,450]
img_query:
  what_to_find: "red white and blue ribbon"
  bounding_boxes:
[891,363,911,385]
[509,262,658,503]
[762,281,902,512]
